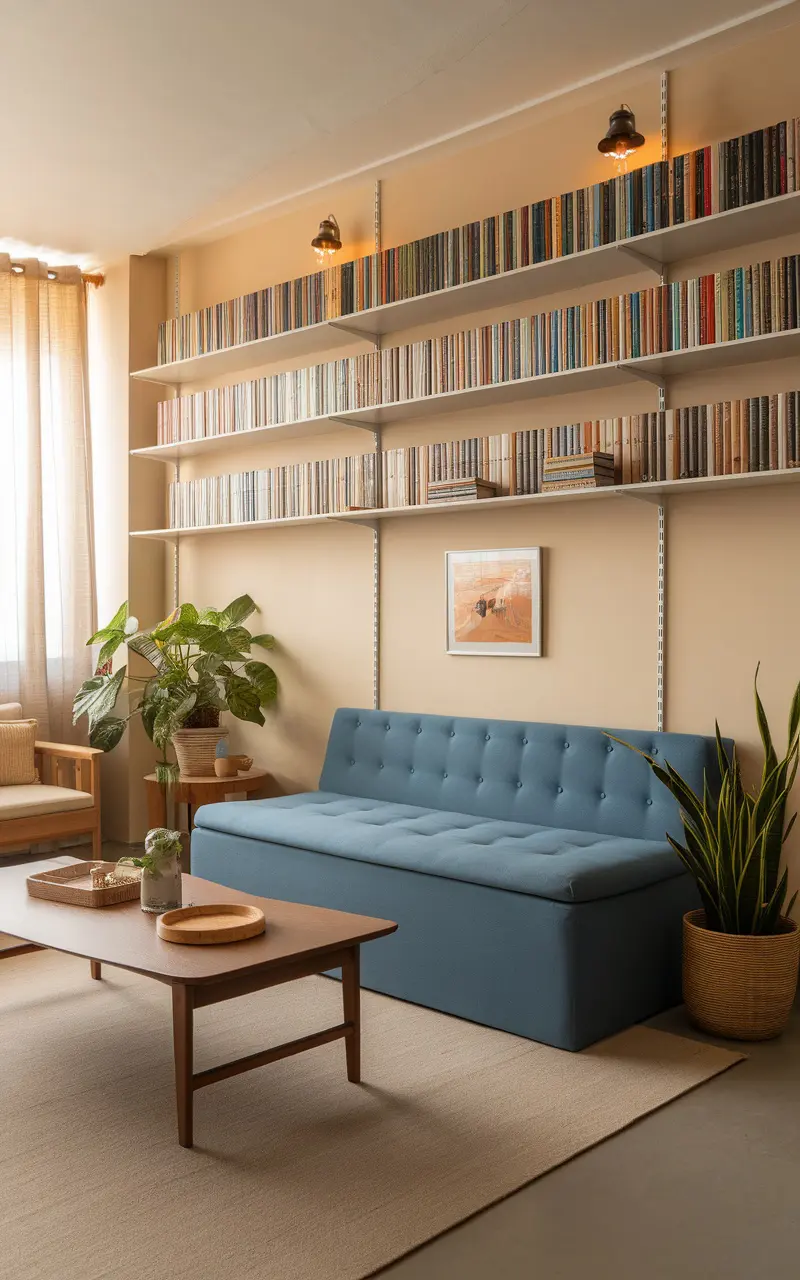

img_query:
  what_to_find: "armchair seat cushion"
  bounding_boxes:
[0,785,94,821]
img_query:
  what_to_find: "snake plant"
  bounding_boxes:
[610,669,799,935]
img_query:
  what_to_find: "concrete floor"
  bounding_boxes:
[382,1001,800,1280]
[5,845,798,1278]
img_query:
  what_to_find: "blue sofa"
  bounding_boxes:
[192,708,724,1050]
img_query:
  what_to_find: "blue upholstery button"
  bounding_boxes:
[417,727,422,734]
[410,767,414,774]
[450,731,455,737]
[349,758,355,766]
[646,798,653,806]
[606,745,613,753]
[516,782,523,789]
[478,777,483,784]
[522,737,528,745]
[564,742,569,749]
[379,763,384,769]
[485,734,491,741]
[557,786,563,793]
[356,720,361,727]
[600,791,606,799]
[443,772,448,779]
[385,724,390,731]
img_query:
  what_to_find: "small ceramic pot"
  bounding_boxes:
[214,757,239,778]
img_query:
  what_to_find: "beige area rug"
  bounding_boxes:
[1,950,742,1280]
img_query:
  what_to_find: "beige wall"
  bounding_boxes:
[89,256,168,842]
[126,20,800,880]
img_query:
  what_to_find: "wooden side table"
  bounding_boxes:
[144,768,272,869]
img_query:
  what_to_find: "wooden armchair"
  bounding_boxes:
[0,708,102,858]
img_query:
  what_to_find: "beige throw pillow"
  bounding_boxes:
[0,702,23,722]
[0,719,38,785]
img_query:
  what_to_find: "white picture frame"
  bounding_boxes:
[445,547,542,657]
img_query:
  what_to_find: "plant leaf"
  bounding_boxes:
[251,633,276,650]
[244,661,278,704]
[88,715,127,752]
[86,601,128,647]
[224,675,265,725]
[72,666,126,729]
[221,594,258,627]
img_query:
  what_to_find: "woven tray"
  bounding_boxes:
[27,862,140,908]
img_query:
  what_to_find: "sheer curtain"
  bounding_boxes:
[0,256,96,741]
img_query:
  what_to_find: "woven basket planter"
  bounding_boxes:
[683,910,800,1041]
[171,728,229,778]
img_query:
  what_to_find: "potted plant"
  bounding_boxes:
[119,827,184,914]
[612,670,800,1041]
[73,596,277,780]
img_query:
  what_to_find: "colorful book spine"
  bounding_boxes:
[157,254,800,446]
[167,391,800,529]
[157,114,800,366]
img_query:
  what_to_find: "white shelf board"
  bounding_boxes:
[131,193,800,389]
[129,467,800,542]
[130,412,376,463]
[132,327,800,463]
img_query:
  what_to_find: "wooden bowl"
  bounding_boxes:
[156,903,266,945]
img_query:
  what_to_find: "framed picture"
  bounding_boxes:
[445,547,542,657]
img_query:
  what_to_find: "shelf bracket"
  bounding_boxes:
[328,415,381,438]
[331,517,381,533]
[615,244,665,278]
[617,362,668,391]
[328,320,381,346]
[619,489,667,507]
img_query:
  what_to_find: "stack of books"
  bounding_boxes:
[426,478,497,504]
[542,453,616,492]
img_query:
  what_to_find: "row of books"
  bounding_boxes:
[167,390,800,528]
[157,255,800,446]
[157,114,800,365]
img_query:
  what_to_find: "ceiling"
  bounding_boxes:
[1,0,797,267]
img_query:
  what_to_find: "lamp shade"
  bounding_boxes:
[598,106,645,160]
[311,215,342,257]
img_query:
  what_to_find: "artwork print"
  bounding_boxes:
[446,547,542,657]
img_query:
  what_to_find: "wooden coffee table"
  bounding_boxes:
[0,858,396,1148]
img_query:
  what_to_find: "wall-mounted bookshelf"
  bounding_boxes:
[132,327,800,464]
[130,466,800,542]
[131,192,800,390]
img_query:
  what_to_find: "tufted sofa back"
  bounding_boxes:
[320,708,729,844]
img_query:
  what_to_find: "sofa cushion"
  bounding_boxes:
[193,792,684,904]
[0,785,94,821]
[0,702,23,722]
[319,709,729,845]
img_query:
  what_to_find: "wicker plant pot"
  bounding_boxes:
[171,728,229,778]
[683,910,800,1041]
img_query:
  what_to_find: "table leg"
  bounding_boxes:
[341,945,361,1084]
[172,984,195,1148]
[146,780,168,831]
[90,960,102,980]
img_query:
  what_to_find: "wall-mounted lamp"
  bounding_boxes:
[598,105,645,172]
[311,215,342,260]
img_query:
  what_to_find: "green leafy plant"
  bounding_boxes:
[609,668,799,936]
[118,827,183,875]
[73,596,277,782]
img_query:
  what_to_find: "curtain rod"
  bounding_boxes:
[8,263,104,286]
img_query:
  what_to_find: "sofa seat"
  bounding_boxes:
[0,785,94,821]
[194,792,682,904]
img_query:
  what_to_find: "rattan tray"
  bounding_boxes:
[27,861,140,908]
